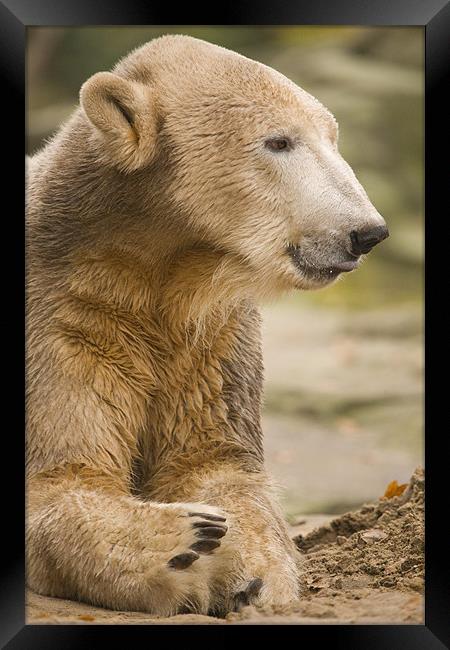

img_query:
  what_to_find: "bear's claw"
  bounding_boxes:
[233,577,264,611]
[194,525,227,539]
[188,511,226,522]
[190,539,221,554]
[167,551,200,570]
[189,512,227,550]
[192,519,227,529]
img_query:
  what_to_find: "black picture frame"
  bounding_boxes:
[2,0,448,646]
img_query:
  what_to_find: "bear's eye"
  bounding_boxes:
[265,137,293,152]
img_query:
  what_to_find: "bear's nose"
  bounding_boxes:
[350,225,389,255]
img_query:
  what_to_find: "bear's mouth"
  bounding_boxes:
[286,244,360,281]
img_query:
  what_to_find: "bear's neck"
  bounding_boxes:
[30,114,199,268]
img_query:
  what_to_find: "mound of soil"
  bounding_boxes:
[26,468,424,625]
[295,466,424,593]
[226,467,424,623]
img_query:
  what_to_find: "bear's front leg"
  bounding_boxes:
[148,461,301,614]
[204,466,301,614]
[27,471,230,616]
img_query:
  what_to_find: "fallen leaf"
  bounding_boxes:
[383,480,408,499]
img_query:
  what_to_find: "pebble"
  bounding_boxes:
[360,528,388,544]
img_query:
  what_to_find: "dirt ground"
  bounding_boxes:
[27,468,424,625]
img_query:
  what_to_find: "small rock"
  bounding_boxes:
[401,558,417,572]
[307,576,329,592]
[363,563,382,575]
[379,576,397,587]
[360,528,388,544]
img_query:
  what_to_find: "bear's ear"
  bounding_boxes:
[80,71,158,173]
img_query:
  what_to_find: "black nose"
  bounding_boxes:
[350,225,389,255]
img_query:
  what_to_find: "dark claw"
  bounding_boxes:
[192,520,228,530]
[195,526,227,539]
[188,512,226,522]
[246,577,264,599]
[233,591,248,611]
[167,551,200,570]
[190,539,221,554]
[233,578,264,611]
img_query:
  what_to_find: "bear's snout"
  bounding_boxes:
[350,225,389,256]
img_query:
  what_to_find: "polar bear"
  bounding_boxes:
[26,34,388,616]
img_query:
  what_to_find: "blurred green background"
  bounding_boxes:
[27,27,424,516]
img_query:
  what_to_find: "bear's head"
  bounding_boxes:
[80,35,388,294]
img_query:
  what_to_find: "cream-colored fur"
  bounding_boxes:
[26,35,386,616]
